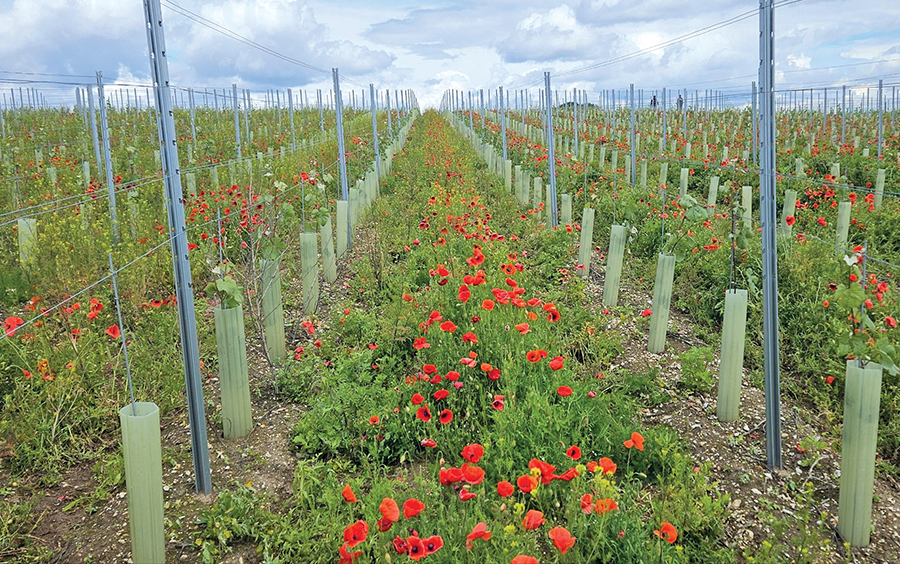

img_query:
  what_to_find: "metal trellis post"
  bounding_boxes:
[189,88,197,154]
[759,0,782,470]
[232,84,241,161]
[842,85,846,146]
[142,0,212,494]
[333,69,350,250]
[386,88,392,138]
[87,86,102,183]
[878,79,883,158]
[630,84,636,187]
[500,86,508,162]
[288,88,296,152]
[370,83,381,179]
[96,71,120,244]
[544,72,558,228]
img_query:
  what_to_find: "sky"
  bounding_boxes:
[0,0,898,109]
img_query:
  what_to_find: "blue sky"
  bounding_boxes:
[0,0,897,108]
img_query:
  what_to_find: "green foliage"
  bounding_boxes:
[742,482,836,564]
[0,497,50,562]
[204,276,243,309]
[678,346,715,393]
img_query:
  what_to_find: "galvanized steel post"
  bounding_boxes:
[759,0,782,470]
[142,0,212,494]
[96,72,120,244]
[544,72,558,228]
[370,83,381,179]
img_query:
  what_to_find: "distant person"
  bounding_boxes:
[677,95,684,110]
[650,95,658,108]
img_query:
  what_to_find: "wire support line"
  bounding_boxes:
[160,0,329,76]
[471,120,900,272]
[0,137,388,343]
[0,119,380,226]
[516,0,804,88]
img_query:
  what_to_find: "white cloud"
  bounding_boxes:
[787,53,812,70]
[0,0,897,110]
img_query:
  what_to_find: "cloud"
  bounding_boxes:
[787,53,812,70]
[0,0,395,92]
[497,5,620,63]
[0,0,897,110]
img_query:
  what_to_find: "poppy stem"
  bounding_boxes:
[108,253,135,416]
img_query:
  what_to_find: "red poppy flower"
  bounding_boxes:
[522,510,545,531]
[497,480,514,497]
[826,376,835,385]
[482,299,495,311]
[403,498,425,519]
[557,386,573,397]
[423,535,443,555]
[581,493,594,514]
[416,406,432,422]
[343,520,369,548]
[341,485,357,503]
[439,467,464,485]
[547,309,560,322]
[511,557,538,564]
[458,285,471,303]
[445,370,460,381]
[413,337,431,350]
[339,543,362,563]
[785,215,795,226]
[549,356,564,371]
[466,522,492,549]
[526,349,546,363]
[517,474,537,493]
[491,395,505,410]
[565,445,581,460]
[379,498,400,522]
[529,457,557,478]
[654,522,678,543]
[421,438,437,448]
[4,316,24,336]
[369,415,380,425]
[462,331,478,344]
[434,389,449,401]
[461,443,484,463]
[439,320,457,332]
[595,498,618,515]
[458,487,477,501]
[423,364,437,374]
[515,322,530,334]
[376,516,393,532]
[597,457,617,475]
[557,468,579,481]
[549,526,576,554]
[462,463,485,484]
[412,393,425,405]
[407,536,426,561]
[393,536,408,554]
[887,316,897,328]
[488,368,501,380]
[641,308,652,318]
[623,432,645,451]
[439,409,453,424]
[105,324,121,339]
